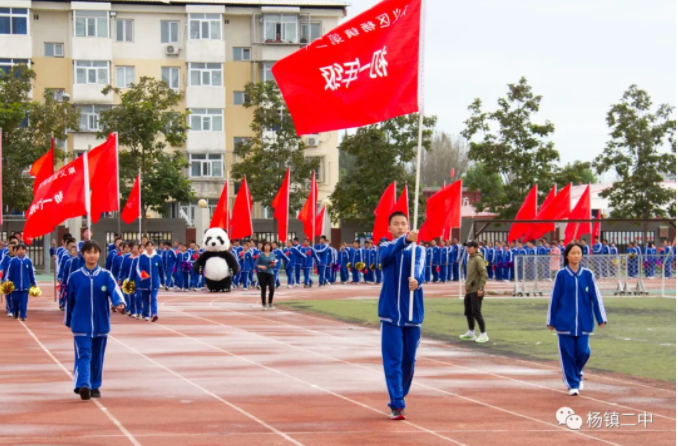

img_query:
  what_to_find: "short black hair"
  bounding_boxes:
[563,242,583,260]
[8,236,19,243]
[62,233,73,242]
[388,211,408,224]
[293,237,299,242]
[66,238,77,246]
[320,235,327,241]
[145,241,155,247]
[81,240,101,254]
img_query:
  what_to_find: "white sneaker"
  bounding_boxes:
[568,389,580,396]
[7,312,13,317]
[144,317,150,321]
[459,332,477,341]
[136,314,142,319]
[262,306,267,311]
[475,333,490,343]
[268,304,275,310]
[578,380,584,391]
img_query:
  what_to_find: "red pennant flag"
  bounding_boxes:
[564,184,592,244]
[373,182,397,242]
[418,180,462,242]
[121,176,140,224]
[592,210,601,238]
[272,0,423,135]
[29,139,55,194]
[24,156,88,244]
[522,184,568,243]
[89,133,119,224]
[297,172,318,240]
[393,184,410,220]
[140,270,150,280]
[271,168,290,242]
[508,185,538,242]
[210,180,229,230]
[315,206,326,236]
[231,177,253,240]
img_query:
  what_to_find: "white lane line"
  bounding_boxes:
[106,335,307,446]
[19,321,143,446]
[159,304,626,446]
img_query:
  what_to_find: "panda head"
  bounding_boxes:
[203,227,231,252]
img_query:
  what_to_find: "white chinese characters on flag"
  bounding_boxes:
[272,0,423,135]
[24,156,87,245]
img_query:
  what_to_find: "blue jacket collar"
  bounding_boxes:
[565,265,583,277]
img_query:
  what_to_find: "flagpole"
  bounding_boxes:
[408,112,424,322]
[115,132,121,236]
[83,152,91,236]
[138,168,142,243]
[226,170,230,234]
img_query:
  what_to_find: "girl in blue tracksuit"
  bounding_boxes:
[339,244,350,284]
[547,243,607,396]
[6,243,37,320]
[132,241,165,322]
[65,240,125,400]
[164,244,177,289]
[378,212,426,421]
[176,244,192,291]
[119,243,139,316]
[1,242,17,317]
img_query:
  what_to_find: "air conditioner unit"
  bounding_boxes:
[166,45,180,55]
[306,135,319,147]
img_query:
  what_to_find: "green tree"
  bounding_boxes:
[0,66,80,216]
[593,85,676,219]
[419,132,469,187]
[461,77,559,217]
[329,114,437,229]
[232,81,319,214]
[463,163,506,213]
[553,161,598,187]
[98,77,194,225]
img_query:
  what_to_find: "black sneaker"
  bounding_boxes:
[74,387,80,394]
[91,389,101,398]
[390,408,405,420]
[79,387,91,400]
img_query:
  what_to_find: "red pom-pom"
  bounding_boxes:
[239,251,244,257]
[254,254,258,259]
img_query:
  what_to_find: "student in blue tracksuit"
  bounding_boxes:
[364,240,376,284]
[292,238,304,285]
[547,243,607,396]
[493,241,504,281]
[58,240,78,309]
[175,244,192,291]
[163,242,177,289]
[438,241,448,283]
[230,239,244,288]
[644,242,657,279]
[6,243,37,321]
[241,242,254,290]
[375,239,386,285]
[424,243,432,283]
[339,243,350,284]
[314,236,331,286]
[1,241,17,317]
[110,242,127,285]
[77,228,93,252]
[271,241,288,289]
[430,240,440,283]
[132,241,164,322]
[350,240,364,284]
[378,211,425,421]
[65,240,125,401]
[329,246,338,284]
[448,239,457,282]
[485,242,494,279]
[117,243,136,314]
[302,240,319,287]
[502,242,514,282]
[105,238,122,271]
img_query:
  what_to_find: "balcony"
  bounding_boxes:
[185,39,225,63]
[0,34,31,58]
[186,131,225,153]
[185,85,225,109]
[72,37,112,61]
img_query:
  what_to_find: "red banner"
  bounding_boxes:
[121,175,140,224]
[89,133,119,224]
[592,210,601,238]
[564,184,592,244]
[271,168,290,242]
[210,180,229,230]
[508,185,538,242]
[29,139,54,194]
[418,180,462,242]
[272,0,423,135]
[297,172,318,240]
[373,182,396,242]
[231,177,253,240]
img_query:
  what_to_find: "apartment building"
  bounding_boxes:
[1,0,347,224]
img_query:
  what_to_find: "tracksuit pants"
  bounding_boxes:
[351,268,361,283]
[557,334,591,390]
[74,336,107,391]
[165,266,175,288]
[340,267,349,283]
[425,266,431,283]
[440,265,447,283]
[241,270,250,289]
[295,264,302,285]
[303,267,313,286]
[381,322,421,410]
[140,289,159,318]
[286,266,296,286]
[318,265,327,285]
[432,265,439,282]
[375,269,382,284]
[6,290,14,314]
[11,291,28,319]
[487,265,493,280]
[274,269,281,288]
[124,293,134,314]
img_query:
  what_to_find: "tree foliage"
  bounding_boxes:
[593,85,676,218]
[98,77,194,221]
[0,66,80,214]
[329,114,437,229]
[231,81,319,214]
[463,163,506,213]
[418,132,469,187]
[553,161,598,187]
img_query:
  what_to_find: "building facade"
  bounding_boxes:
[2,0,346,225]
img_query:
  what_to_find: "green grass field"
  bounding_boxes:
[279,297,676,382]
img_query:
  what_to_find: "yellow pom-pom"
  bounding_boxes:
[2,281,15,295]
[355,262,366,271]
[378,264,382,271]
[370,263,376,271]
[29,286,42,297]
[122,279,136,294]
[346,263,352,270]
[485,260,489,267]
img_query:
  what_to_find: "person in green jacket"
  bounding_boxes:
[459,241,490,343]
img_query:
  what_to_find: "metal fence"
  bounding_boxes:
[252,232,297,242]
[106,232,174,246]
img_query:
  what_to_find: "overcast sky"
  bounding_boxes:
[341,0,676,169]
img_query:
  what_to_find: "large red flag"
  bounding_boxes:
[508,185,538,242]
[24,156,88,244]
[210,180,229,230]
[29,139,54,194]
[297,172,318,240]
[271,168,291,242]
[373,182,396,242]
[522,184,568,243]
[592,209,601,238]
[315,206,326,237]
[230,177,253,240]
[272,0,423,135]
[418,180,462,242]
[393,184,410,220]
[88,133,119,224]
[564,184,592,244]
[121,176,140,224]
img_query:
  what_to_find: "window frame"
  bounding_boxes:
[74,60,109,85]
[115,65,134,88]
[189,108,223,132]
[73,10,109,38]
[0,58,29,76]
[44,42,65,57]
[188,13,221,40]
[263,14,298,43]
[233,91,248,106]
[116,18,133,42]
[300,21,321,44]
[232,47,251,61]
[78,105,110,132]
[189,153,224,178]
[0,8,29,35]
[308,156,325,183]
[261,62,274,82]
[161,20,179,44]
[188,62,222,87]
[161,66,180,90]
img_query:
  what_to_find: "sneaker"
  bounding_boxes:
[144,317,150,321]
[19,317,26,321]
[268,304,275,310]
[475,333,490,343]
[390,408,406,420]
[262,306,267,311]
[136,314,142,320]
[243,288,248,291]
[151,315,158,323]
[459,333,477,341]
[128,313,134,318]
[578,380,584,391]
[568,389,580,396]
[91,389,101,398]
[79,387,91,401]
[7,312,12,317]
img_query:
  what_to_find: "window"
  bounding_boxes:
[189,13,221,40]
[0,58,29,76]
[263,14,298,43]
[44,43,64,57]
[75,60,109,85]
[55,138,66,150]
[300,22,321,43]
[0,8,28,35]
[74,11,108,38]
[189,154,223,178]
[47,88,65,101]
[261,62,274,82]
[161,66,180,90]
[233,91,248,106]
[233,47,251,61]
[189,109,223,132]
[161,20,179,43]
[116,66,134,88]
[188,63,222,86]
[233,137,250,150]
[78,105,110,131]
[308,156,325,182]
[116,19,133,42]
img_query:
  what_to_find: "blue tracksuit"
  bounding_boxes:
[65,265,124,391]
[424,247,432,283]
[175,251,192,290]
[378,235,425,410]
[503,249,514,281]
[118,253,135,311]
[485,247,494,279]
[493,248,504,281]
[164,248,177,288]
[0,254,14,315]
[105,246,118,271]
[132,252,165,318]
[375,246,383,284]
[351,247,364,283]
[365,247,377,284]
[314,244,330,285]
[230,246,243,287]
[547,266,607,390]
[292,244,304,285]
[329,247,338,284]
[339,248,350,283]
[431,246,441,282]
[273,248,289,288]
[6,255,36,319]
[302,246,319,286]
[644,247,657,278]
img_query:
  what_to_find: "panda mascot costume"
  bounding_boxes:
[193,227,240,292]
